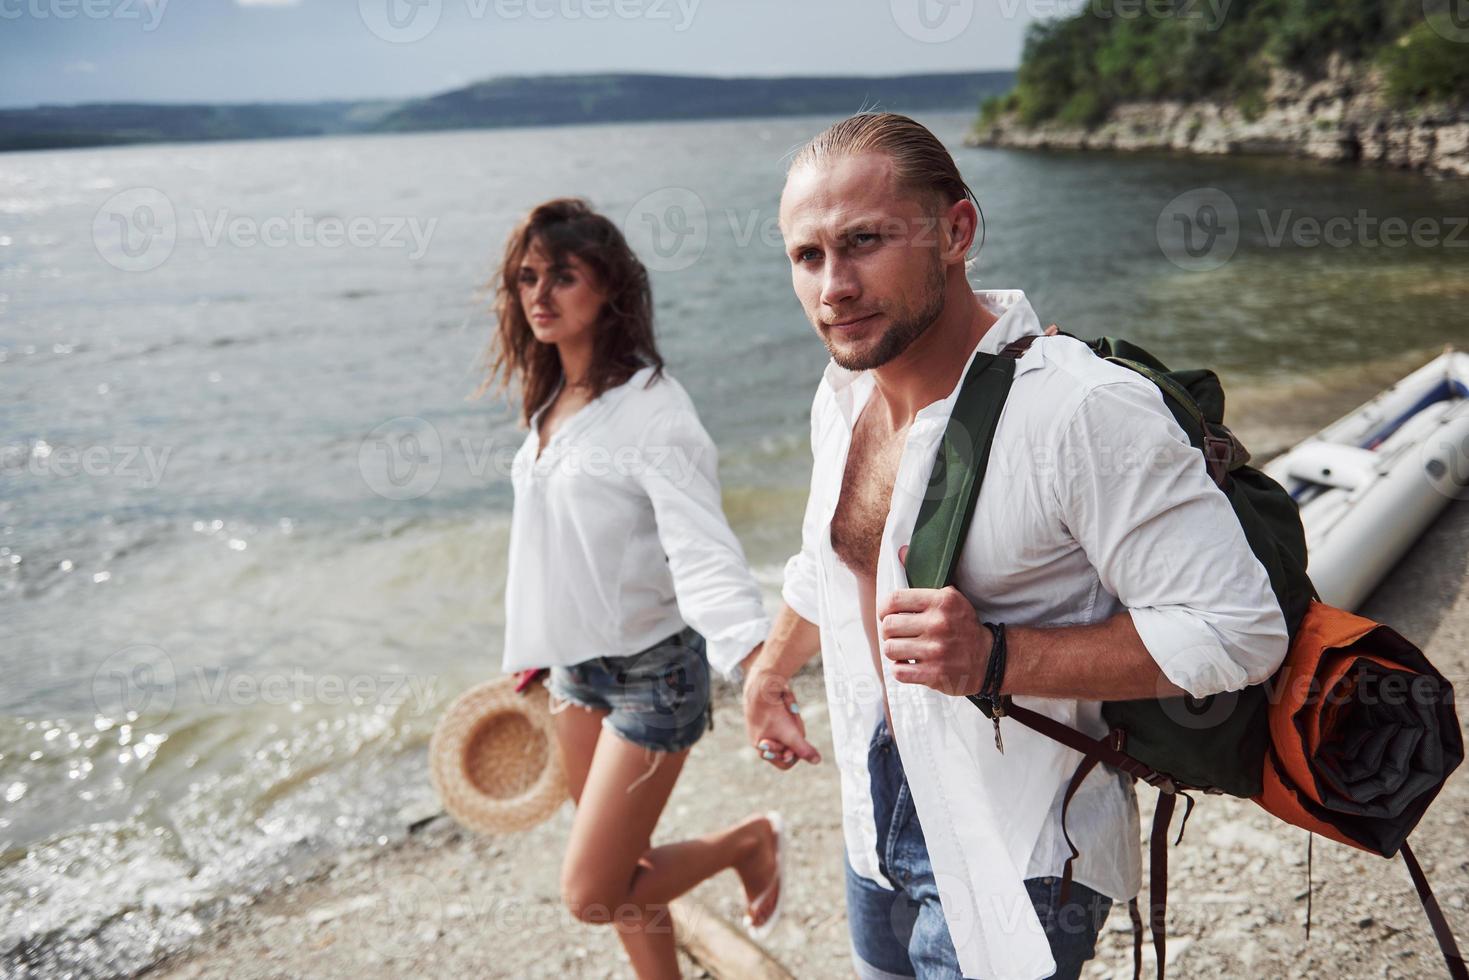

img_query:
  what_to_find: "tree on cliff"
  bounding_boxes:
[982,0,1469,128]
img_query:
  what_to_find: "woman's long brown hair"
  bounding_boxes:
[472,197,663,427]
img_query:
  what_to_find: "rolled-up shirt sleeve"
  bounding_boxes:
[781,391,824,625]
[1051,378,1289,698]
[635,407,771,681]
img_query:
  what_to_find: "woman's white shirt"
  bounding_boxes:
[501,365,770,680]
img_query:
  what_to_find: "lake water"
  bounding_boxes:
[2,110,1467,976]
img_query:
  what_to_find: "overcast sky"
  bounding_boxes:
[0,0,1046,108]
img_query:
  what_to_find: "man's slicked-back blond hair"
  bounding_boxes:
[788,111,981,218]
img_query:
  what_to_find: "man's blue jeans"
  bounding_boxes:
[845,716,1113,979]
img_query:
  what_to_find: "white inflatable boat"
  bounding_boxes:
[1261,347,1469,611]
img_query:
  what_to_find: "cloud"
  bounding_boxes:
[65,61,98,74]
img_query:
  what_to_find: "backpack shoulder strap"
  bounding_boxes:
[1402,841,1469,980]
[905,336,1037,591]
[909,331,1182,980]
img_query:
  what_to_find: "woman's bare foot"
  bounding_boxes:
[732,813,780,929]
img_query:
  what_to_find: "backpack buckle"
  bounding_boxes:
[1145,773,1179,794]
[1202,434,1233,487]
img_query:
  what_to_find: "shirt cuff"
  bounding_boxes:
[781,552,821,625]
[1127,605,1251,699]
[705,619,771,683]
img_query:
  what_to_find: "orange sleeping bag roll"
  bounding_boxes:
[1255,600,1463,857]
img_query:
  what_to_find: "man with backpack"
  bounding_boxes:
[736,112,1291,980]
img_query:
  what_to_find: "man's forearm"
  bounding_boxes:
[741,601,824,766]
[1001,611,1189,701]
[741,602,820,681]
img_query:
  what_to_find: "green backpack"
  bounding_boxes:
[907,332,1314,797]
[906,331,1467,980]
[905,332,1316,978]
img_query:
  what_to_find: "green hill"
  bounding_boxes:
[377,71,1016,132]
[0,71,1015,153]
[982,0,1469,128]
[0,101,401,153]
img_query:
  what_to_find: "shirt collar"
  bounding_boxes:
[819,288,1046,422]
[972,288,1045,357]
[529,363,657,433]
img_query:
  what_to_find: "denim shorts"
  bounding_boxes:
[846,715,1112,979]
[545,625,713,754]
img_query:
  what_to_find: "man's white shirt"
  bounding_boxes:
[781,289,1289,980]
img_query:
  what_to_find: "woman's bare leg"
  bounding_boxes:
[550,695,606,804]
[560,730,779,980]
[624,814,778,915]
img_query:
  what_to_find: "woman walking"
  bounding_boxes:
[477,198,783,979]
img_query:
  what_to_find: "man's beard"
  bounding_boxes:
[823,258,946,371]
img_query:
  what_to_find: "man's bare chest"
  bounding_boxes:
[829,407,908,579]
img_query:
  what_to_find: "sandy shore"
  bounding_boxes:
[143,368,1469,980]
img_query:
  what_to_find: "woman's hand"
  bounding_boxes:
[742,668,821,770]
[513,668,547,693]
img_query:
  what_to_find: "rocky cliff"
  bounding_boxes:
[967,55,1469,179]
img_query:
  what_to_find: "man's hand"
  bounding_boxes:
[878,545,994,695]
[742,668,821,770]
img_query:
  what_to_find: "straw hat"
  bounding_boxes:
[429,675,568,835]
